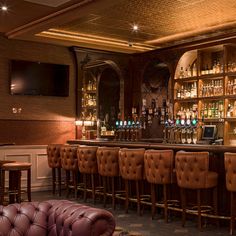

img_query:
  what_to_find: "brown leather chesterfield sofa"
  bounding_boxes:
[0,200,115,236]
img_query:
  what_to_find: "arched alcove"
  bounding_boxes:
[98,67,120,130]
[141,60,171,139]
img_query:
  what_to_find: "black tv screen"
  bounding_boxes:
[10,60,69,97]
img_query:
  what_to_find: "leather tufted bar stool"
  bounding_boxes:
[60,145,80,198]
[175,151,218,231]
[224,152,236,235]
[119,148,145,215]
[144,149,175,222]
[97,146,121,209]
[0,162,31,205]
[77,146,99,203]
[47,144,63,196]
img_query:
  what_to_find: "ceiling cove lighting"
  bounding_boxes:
[36,28,156,52]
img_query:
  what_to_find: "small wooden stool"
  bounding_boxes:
[0,162,31,205]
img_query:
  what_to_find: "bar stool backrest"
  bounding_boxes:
[175,151,210,189]
[144,149,174,184]
[225,152,236,192]
[47,144,62,168]
[77,146,98,174]
[60,146,78,171]
[119,148,145,181]
[97,147,120,177]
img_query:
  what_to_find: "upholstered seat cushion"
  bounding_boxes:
[0,200,115,236]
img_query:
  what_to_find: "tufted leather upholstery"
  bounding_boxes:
[175,151,218,189]
[47,144,62,169]
[77,146,98,174]
[144,149,174,184]
[60,146,78,171]
[0,200,115,236]
[225,152,236,192]
[119,148,145,181]
[97,147,120,177]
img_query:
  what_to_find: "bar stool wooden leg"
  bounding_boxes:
[111,177,116,210]
[52,168,56,195]
[136,180,141,216]
[231,192,235,235]
[83,174,87,202]
[151,183,156,219]
[102,176,107,208]
[181,188,186,227]
[65,171,70,198]
[91,174,95,204]
[72,171,78,199]
[163,184,168,223]
[125,180,129,213]
[58,168,62,196]
[27,168,31,202]
[197,189,202,231]
[0,170,3,204]
[17,171,21,203]
[213,186,219,227]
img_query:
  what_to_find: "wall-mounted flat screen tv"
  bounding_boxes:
[10,60,69,97]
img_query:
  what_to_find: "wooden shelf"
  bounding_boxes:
[174,76,198,82]
[198,74,223,79]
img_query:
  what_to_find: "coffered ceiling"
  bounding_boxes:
[1,0,236,53]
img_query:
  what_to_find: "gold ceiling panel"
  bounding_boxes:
[54,0,236,47]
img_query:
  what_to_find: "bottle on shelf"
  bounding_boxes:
[192,63,197,77]
[187,64,192,77]
[179,67,185,79]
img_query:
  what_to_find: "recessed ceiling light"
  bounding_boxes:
[1,5,8,11]
[132,24,139,32]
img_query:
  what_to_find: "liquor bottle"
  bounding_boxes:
[233,79,236,94]
[233,101,236,117]
[227,104,232,117]
[219,100,224,118]
[215,101,219,118]
[208,103,212,118]
[213,60,217,74]
[179,67,185,79]
[176,88,181,99]
[204,104,208,118]
[187,64,192,77]
[192,63,197,77]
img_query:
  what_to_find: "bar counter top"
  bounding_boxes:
[67,139,236,153]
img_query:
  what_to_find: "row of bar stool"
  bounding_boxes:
[47,144,236,234]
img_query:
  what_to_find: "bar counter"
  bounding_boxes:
[67,139,236,153]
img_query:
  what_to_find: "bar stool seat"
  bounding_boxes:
[175,151,218,231]
[144,149,175,222]
[97,146,122,209]
[47,144,63,196]
[119,148,145,215]
[77,146,100,203]
[60,145,80,198]
[0,162,31,205]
